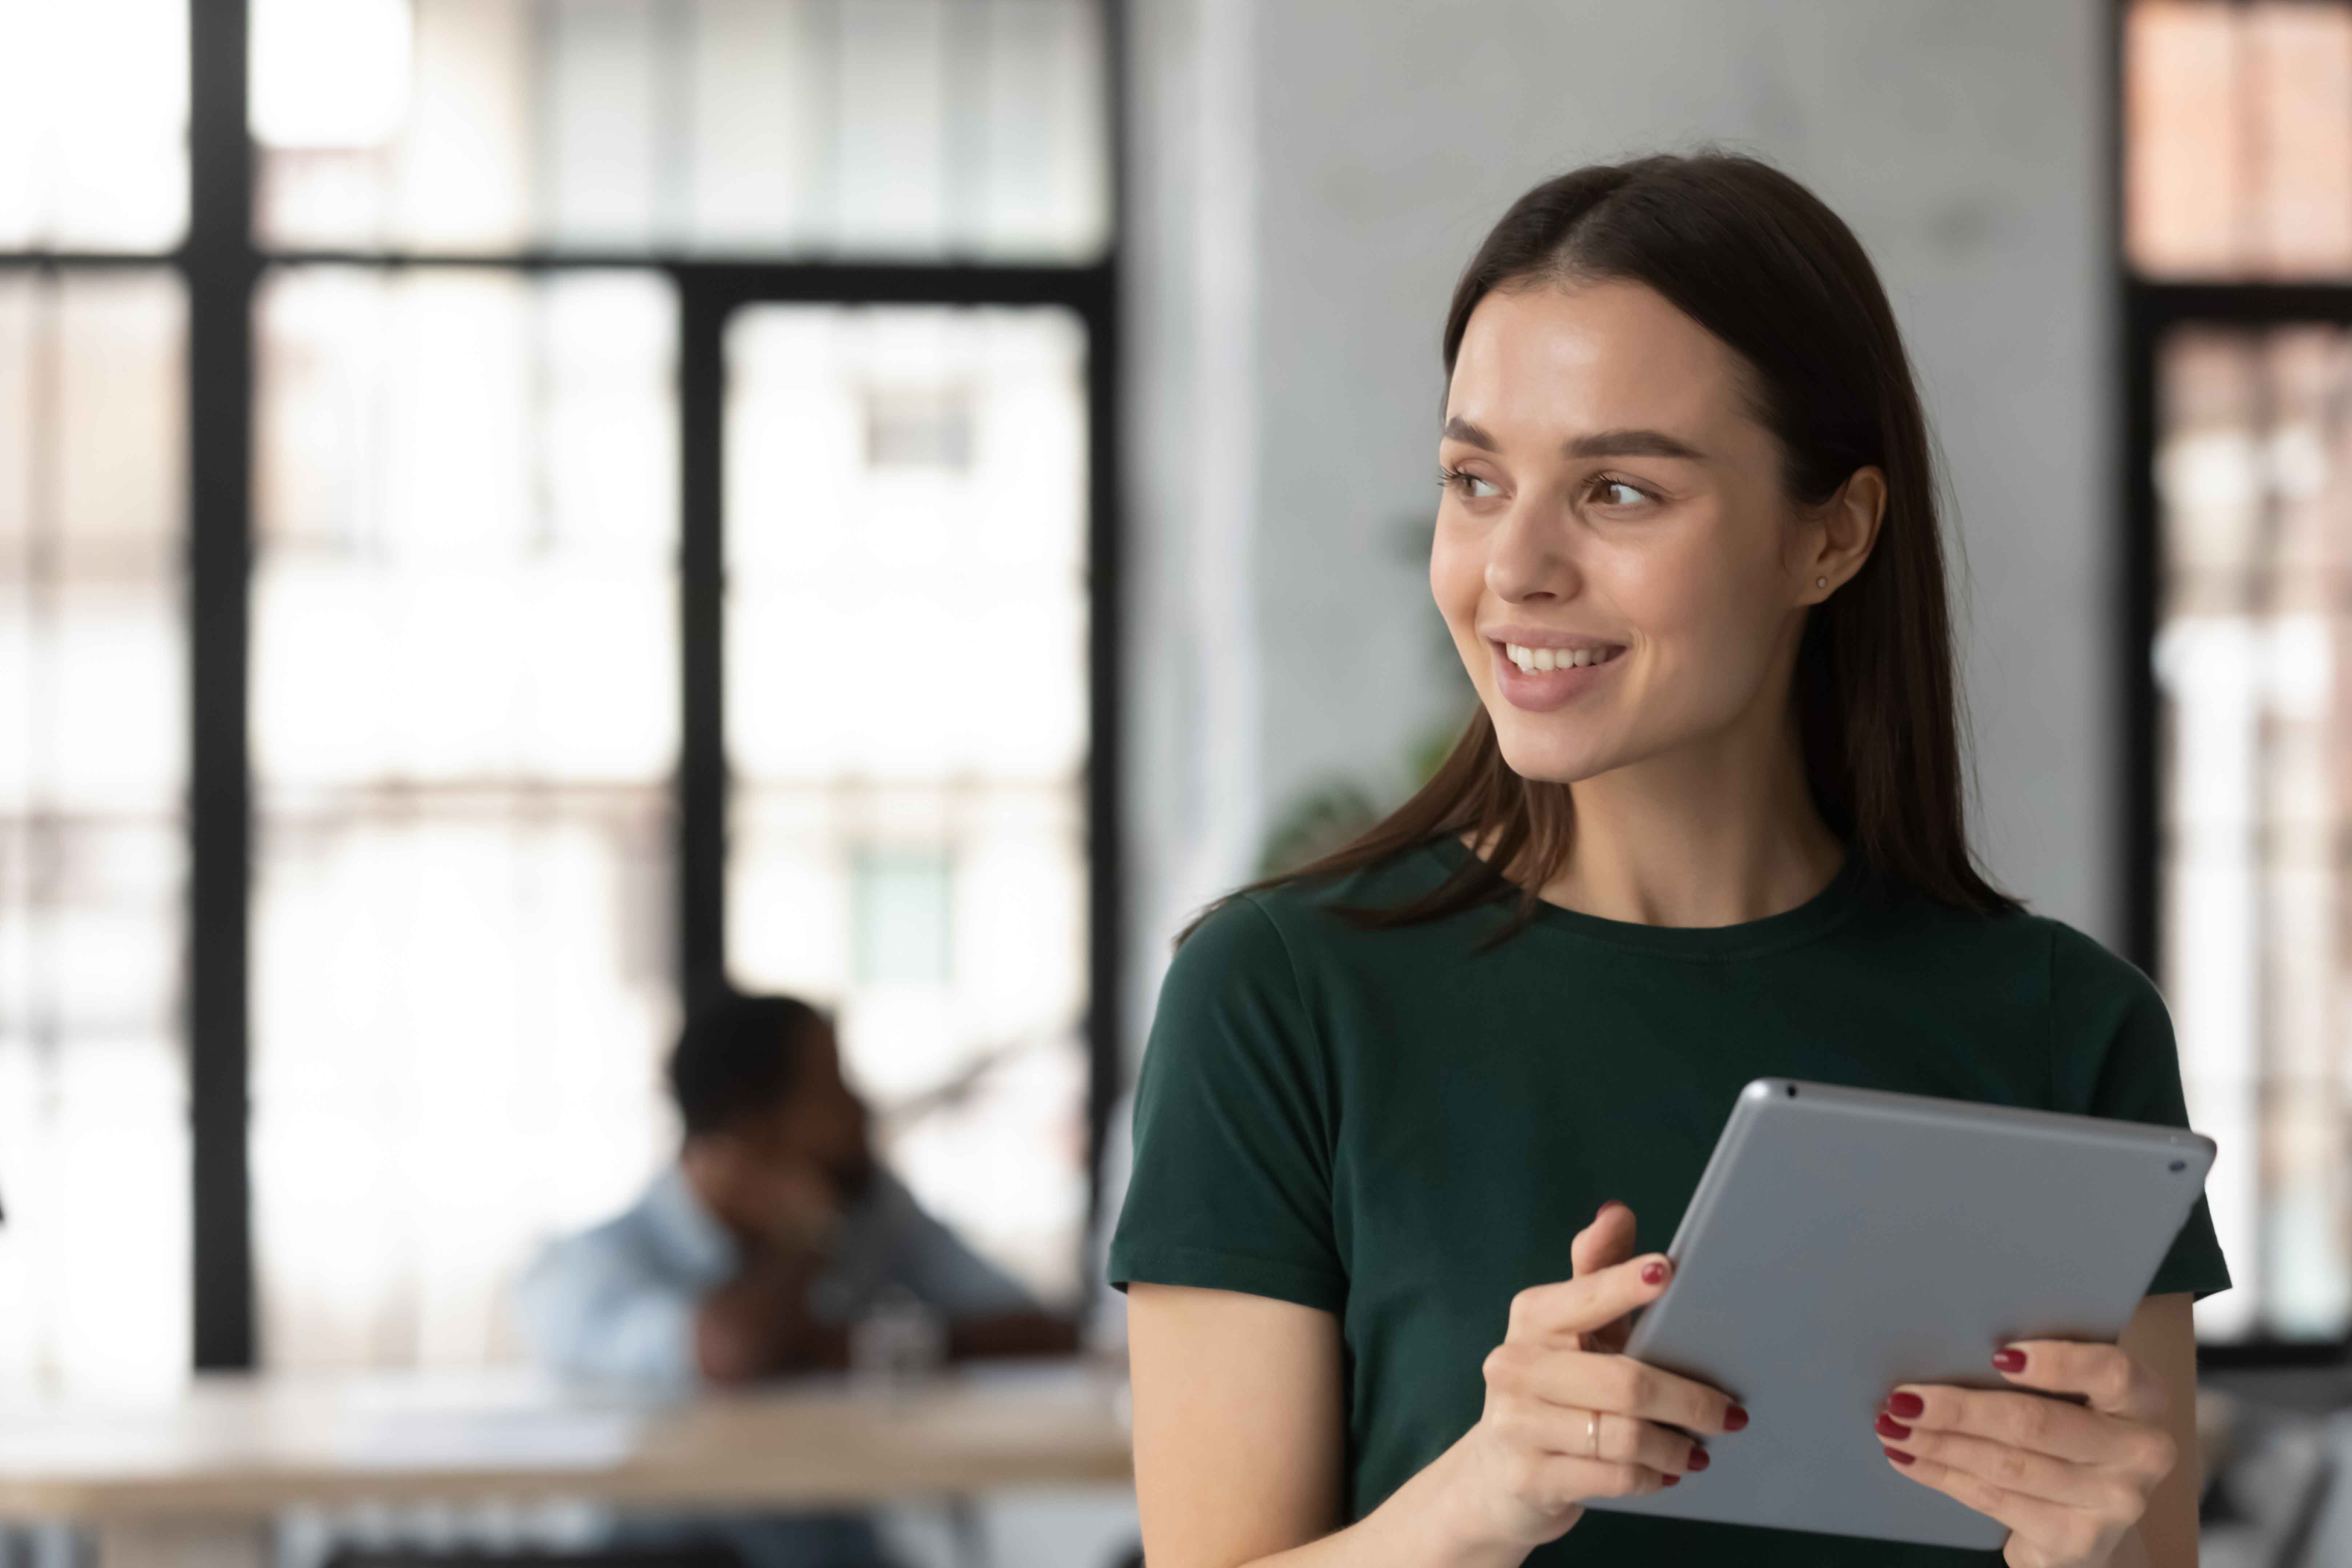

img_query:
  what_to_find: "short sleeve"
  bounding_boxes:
[2047,924,2233,1302]
[1108,895,1346,1313]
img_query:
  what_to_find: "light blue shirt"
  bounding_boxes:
[517,1163,1037,1391]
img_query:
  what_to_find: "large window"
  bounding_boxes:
[724,304,1092,1294]
[0,0,1116,1384]
[2126,0,2352,1344]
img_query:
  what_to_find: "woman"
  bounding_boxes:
[1108,155,2228,1568]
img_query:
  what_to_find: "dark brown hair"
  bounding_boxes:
[669,991,825,1137]
[1199,152,2015,941]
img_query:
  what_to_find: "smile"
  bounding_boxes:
[1502,642,1624,673]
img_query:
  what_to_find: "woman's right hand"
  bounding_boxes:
[1443,1201,1748,1552]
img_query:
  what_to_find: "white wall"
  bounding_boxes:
[1124,0,2118,1056]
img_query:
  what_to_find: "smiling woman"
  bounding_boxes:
[1112,155,2228,1568]
[1225,160,2002,941]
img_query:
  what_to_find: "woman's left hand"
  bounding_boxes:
[1876,1340,2179,1568]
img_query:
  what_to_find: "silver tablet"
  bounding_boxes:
[1583,1078,2216,1551]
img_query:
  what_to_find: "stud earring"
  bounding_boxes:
[1815,576,1828,589]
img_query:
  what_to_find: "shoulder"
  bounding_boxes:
[1957,908,2168,1033]
[1138,857,1458,1115]
[2034,918,2163,1011]
[1853,876,2158,1011]
[532,1169,735,1295]
[1146,892,1320,1076]
[2027,919,2180,1107]
[1933,907,2181,1109]
[1169,840,1463,988]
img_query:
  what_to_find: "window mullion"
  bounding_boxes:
[186,0,257,1374]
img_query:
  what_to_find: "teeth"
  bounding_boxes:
[1504,641,1619,673]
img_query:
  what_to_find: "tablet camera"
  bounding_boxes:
[2168,1159,2187,1172]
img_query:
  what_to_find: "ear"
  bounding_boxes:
[1798,465,1886,603]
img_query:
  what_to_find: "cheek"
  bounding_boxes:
[1428,526,1487,649]
[1618,517,1778,654]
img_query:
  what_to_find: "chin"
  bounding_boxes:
[1489,718,1619,786]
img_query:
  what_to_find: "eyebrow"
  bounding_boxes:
[1441,416,1707,462]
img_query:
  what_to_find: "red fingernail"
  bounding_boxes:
[1874,1412,1911,1440]
[1724,1405,1750,1432]
[1884,1446,1915,1466]
[1661,1473,1680,1486]
[1888,1392,1925,1420]
[1686,1448,1710,1472]
[1640,1259,1669,1286]
[1992,1348,2027,1374]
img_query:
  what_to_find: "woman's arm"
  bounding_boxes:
[1127,1284,1351,1566]
[1128,1206,1735,1568]
[1132,1284,1536,1568]
[2116,1292,2201,1568]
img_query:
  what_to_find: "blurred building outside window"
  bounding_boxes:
[0,271,190,1395]
[0,0,192,1397]
[249,268,681,1369]
[2129,0,2352,1343]
[0,0,190,253]
[0,0,1112,1386]
[726,304,1091,1296]
[248,0,1107,261]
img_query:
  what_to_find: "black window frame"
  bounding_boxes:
[0,0,1124,1371]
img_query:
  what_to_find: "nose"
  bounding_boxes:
[1484,493,1581,604]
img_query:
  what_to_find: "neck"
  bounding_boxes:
[1532,700,1845,929]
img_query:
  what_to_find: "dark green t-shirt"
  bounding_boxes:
[1108,839,2230,1567]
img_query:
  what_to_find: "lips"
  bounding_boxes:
[1488,637,1626,712]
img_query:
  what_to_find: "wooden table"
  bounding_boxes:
[0,1361,1133,1567]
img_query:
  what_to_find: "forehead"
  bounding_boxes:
[1445,279,1751,440]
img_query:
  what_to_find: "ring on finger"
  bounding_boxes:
[1583,1409,1600,1457]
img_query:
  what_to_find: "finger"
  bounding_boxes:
[1517,1453,1675,1509]
[1883,1447,2106,1565]
[1490,1400,1707,1474]
[1490,1341,1741,1435]
[1880,1421,2114,1509]
[1507,1253,1674,1345]
[1570,1204,1641,1351]
[1993,1341,2167,1424]
[1571,1201,1638,1277]
[1888,1384,2127,1467]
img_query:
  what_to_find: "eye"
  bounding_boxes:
[1438,466,1503,501]
[1590,476,1653,508]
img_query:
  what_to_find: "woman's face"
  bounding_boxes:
[1431,279,1861,786]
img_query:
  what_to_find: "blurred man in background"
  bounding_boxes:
[521,992,1076,1388]
[518,993,1077,1567]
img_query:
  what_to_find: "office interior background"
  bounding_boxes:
[3,0,2351,1562]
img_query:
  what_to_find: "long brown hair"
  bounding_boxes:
[1197,152,2016,942]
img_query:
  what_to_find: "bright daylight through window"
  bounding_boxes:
[2130,0,2352,1342]
[0,0,1111,1385]
[725,305,1092,1299]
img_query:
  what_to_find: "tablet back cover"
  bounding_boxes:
[1583,1079,2215,1550]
